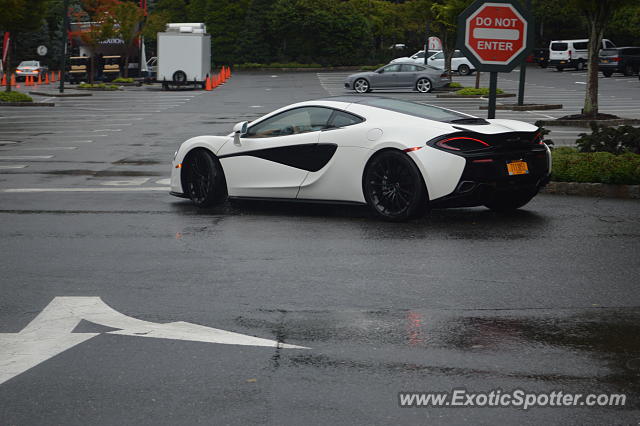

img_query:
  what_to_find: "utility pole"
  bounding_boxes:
[59,0,69,93]
[517,0,533,106]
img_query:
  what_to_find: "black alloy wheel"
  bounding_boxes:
[184,150,227,207]
[363,150,427,221]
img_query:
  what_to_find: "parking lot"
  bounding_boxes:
[1,69,639,425]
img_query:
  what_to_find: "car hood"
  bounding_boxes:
[345,71,376,80]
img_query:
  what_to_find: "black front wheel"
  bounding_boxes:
[184,150,228,207]
[363,150,427,221]
[602,70,613,78]
[484,189,538,212]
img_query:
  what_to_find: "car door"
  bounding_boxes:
[427,52,445,69]
[370,64,402,89]
[217,106,334,198]
[398,64,419,87]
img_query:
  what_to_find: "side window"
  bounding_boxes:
[400,64,418,72]
[245,107,333,138]
[382,64,401,73]
[329,110,364,128]
[573,42,588,50]
[453,51,463,58]
[604,40,615,49]
[432,52,444,60]
[416,52,425,59]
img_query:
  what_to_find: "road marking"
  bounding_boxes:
[575,82,586,85]
[0,155,53,160]
[100,178,150,186]
[0,165,27,169]
[14,147,77,151]
[155,178,171,185]
[2,187,170,193]
[0,297,308,385]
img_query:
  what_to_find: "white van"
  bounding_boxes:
[549,39,615,71]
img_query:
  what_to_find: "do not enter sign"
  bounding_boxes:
[457,0,533,72]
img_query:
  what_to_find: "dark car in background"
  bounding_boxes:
[530,48,549,68]
[599,47,640,77]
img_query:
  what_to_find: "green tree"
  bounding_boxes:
[568,0,636,117]
[0,0,48,91]
[110,1,145,77]
[431,0,472,76]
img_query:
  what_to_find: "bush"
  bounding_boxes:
[78,83,119,90]
[551,147,640,185]
[448,82,464,88]
[455,87,504,96]
[576,122,640,154]
[0,91,33,102]
[360,64,385,71]
[112,77,134,83]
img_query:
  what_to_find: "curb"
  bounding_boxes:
[480,104,563,111]
[436,93,515,99]
[542,181,640,199]
[75,87,122,91]
[236,66,362,72]
[29,91,92,97]
[535,119,640,128]
[0,102,55,107]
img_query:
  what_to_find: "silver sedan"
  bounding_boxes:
[344,62,450,94]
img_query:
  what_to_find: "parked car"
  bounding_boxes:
[390,50,439,65]
[599,47,640,77]
[530,48,549,68]
[344,62,450,94]
[15,60,48,81]
[426,50,475,76]
[170,97,551,221]
[549,38,615,71]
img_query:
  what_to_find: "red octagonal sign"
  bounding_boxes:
[465,2,528,66]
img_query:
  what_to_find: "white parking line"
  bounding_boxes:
[2,187,170,193]
[12,147,78,150]
[100,178,150,186]
[0,155,53,160]
[0,165,27,169]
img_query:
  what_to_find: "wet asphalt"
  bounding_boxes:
[1,72,640,425]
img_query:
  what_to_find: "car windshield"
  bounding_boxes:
[361,98,471,122]
[19,61,38,67]
[550,43,568,51]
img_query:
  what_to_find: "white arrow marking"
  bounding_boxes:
[0,297,307,385]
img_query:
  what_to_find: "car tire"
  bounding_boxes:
[354,78,370,94]
[602,70,613,77]
[556,66,563,72]
[183,149,228,208]
[484,189,538,212]
[172,70,187,84]
[362,150,428,221]
[458,64,471,76]
[624,64,634,76]
[576,61,585,71]
[540,62,548,69]
[415,78,432,93]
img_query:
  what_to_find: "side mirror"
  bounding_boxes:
[233,121,248,135]
[233,121,248,145]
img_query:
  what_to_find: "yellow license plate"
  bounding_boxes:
[507,161,529,176]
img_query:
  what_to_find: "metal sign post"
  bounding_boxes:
[517,0,532,106]
[457,0,534,119]
[59,0,69,94]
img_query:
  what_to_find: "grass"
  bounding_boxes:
[112,77,135,83]
[0,91,33,102]
[551,147,640,185]
[360,64,386,71]
[448,82,464,88]
[455,87,504,96]
[78,83,120,90]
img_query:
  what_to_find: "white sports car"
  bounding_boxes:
[170,97,551,221]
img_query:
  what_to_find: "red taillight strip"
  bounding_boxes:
[436,137,490,151]
[472,158,493,163]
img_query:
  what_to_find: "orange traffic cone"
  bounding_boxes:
[37,73,42,85]
[205,75,212,91]
[45,73,50,85]
[1,74,5,86]
[58,70,61,81]
[10,73,16,86]
[25,76,30,86]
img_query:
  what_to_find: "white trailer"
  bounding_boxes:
[157,23,211,90]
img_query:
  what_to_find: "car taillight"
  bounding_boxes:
[611,56,621,62]
[533,131,544,145]
[440,72,449,78]
[435,137,490,151]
